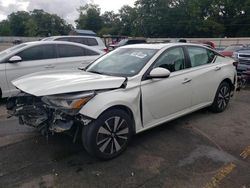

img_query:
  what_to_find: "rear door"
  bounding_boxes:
[5,44,57,95]
[56,44,100,69]
[185,46,222,106]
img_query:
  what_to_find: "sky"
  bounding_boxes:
[0,0,136,25]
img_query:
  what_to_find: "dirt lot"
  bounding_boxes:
[0,90,249,188]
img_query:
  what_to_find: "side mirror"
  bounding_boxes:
[8,56,22,63]
[148,67,170,79]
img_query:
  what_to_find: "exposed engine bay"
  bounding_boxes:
[6,92,93,139]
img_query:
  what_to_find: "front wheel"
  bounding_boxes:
[210,81,231,113]
[82,109,133,160]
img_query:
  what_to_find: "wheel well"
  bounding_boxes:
[103,105,136,134]
[0,88,2,99]
[222,78,234,90]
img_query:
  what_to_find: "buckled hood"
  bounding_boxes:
[12,70,126,96]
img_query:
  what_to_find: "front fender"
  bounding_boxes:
[79,87,143,132]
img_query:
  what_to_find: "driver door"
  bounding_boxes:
[141,47,192,128]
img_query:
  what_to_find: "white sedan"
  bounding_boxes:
[8,43,237,160]
[0,41,103,98]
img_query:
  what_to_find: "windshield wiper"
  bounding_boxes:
[88,70,103,75]
[78,66,86,71]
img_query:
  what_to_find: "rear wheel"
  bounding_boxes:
[210,82,231,113]
[82,109,133,160]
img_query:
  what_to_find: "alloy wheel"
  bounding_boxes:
[217,85,230,110]
[96,116,129,155]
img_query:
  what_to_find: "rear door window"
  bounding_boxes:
[68,38,88,45]
[63,37,98,46]
[187,47,216,67]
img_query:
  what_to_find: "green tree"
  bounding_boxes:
[29,9,72,36]
[119,5,138,36]
[100,11,120,35]
[75,4,103,33]
[0,20,11,36]
[8,11,30,36]
[0,9,72,37]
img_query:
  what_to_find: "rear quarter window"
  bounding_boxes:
[58,37,98,46]
[57,44,85,58]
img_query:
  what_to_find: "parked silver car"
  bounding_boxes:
[0,41,103,98]
[42,36,108,52]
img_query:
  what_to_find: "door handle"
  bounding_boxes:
[182,78,192,84]
[44,65,55,69]
[214,66,221,71]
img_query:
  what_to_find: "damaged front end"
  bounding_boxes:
[7,92,95,137]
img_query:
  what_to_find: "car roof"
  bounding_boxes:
[21,41,104,53]
[24,40,91,46]
[120,43,208,50]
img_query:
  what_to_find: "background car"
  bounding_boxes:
[42,35,108,52]
[0,41,103,98]
[232,44,250,73]
[8,43,236,160]
[108,38,147,51]
[221,44,244,57]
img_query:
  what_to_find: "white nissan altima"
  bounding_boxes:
[8,43,237,160]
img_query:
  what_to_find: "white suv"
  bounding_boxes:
[0,41,103,98]
[8,43,236,160]
[42,36,108,52]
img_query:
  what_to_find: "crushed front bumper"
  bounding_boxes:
[7,94,92,135]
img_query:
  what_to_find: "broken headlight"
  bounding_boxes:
[42,92,95,111]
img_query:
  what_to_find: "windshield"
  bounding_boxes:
[86,48,158,77]
[0,44,27,57]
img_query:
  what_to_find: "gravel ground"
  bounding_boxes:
[0,43,13,51]
[0,99,7,119]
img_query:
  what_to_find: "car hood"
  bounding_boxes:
[12,70,126,96]
[236,48,250,53]
[221,51,233,57]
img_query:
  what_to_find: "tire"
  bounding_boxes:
[210,81,231,113]
[82,109,133,160]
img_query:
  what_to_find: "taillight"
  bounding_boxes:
[233,61,238,68]
[103,48,109,53]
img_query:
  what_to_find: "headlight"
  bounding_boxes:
[42,92,95,110]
